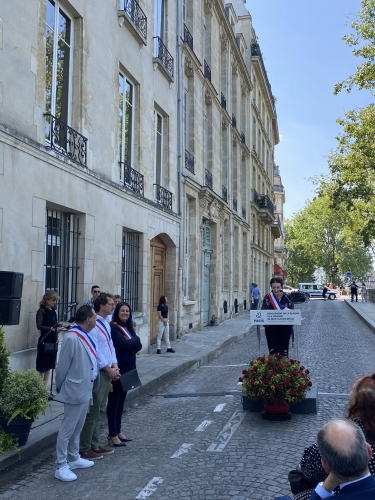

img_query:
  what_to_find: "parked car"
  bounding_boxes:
[298,282,338,300]
[282,285,297,293]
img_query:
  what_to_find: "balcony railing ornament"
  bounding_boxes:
[222,185,228,202]
[221,92,226,109]
[232,114,237,128]
[119,162,144,196]
[153,36,174,79]
[123,0,147,40]
[184,23,193,51]
[154,184,172,210]
[204,60,212,82]
[205,168,213,189]
[45,113,88,166]
[185,149,195,174]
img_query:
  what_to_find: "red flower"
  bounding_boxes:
[300,366,305,371]
[250,381,255,386]
[298,386,304,391]
[244,373,249,378]
[292,370,298,376]
[275,353,283,359]
[267,360,272,365]
[263,379,269,385]
[290,389,295,395]
[238,377,243,382]
[258,356,265,362]
[272,371,277,376]
[305,369,310,374]
[274,383,280,388]
[308,381,313,387]
[290,359,295,363]
[284,379,290,385]
[279,364,285,369]
[252,365,258,371]
[242,369,247,375]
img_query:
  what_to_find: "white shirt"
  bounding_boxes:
[93,315,117,370]
[315,472,371,498]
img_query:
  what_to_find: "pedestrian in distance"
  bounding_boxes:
[54,305,99,482]
[361,282,368,303]
[79,293,120,460]
[251,283,261,310]
[350,281,358,302]
[85,285,101,308]
[156,295,175,354]
[36,290,64,385]
[322,284,328,300]
[261,277,294,358]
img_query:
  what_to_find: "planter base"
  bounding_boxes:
[261,409,292,421]
[0,415,34,447]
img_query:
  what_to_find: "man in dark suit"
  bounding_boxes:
[308,419,375,499]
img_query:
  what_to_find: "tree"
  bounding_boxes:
[285,194,372,286]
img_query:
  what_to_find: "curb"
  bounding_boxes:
[0,323,252,473]
[344,300,375,334]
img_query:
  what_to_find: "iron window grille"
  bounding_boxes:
[121,0,147,40]
[221,92,226,109]
[153,36,174,79]
[154,184,173,210]
[184,23,193,51]
[119,162,144,196]
[204,60,211,82]
[205,169,213,189]
[222,185,228,202]
[44,209,80,321]
[241,131,245,144]
[45,113,88,166]
[232,114,237,128]
[121,231,140,312]
[185,149,195,174]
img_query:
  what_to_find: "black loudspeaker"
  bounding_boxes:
[0,299,21,325]
[0,272,24,298]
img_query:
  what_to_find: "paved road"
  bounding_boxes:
[1,299,374,500]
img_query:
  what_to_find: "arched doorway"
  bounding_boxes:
[150,236,167,344]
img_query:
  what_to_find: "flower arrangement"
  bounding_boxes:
[240,353,312,407]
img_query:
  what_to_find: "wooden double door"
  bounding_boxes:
[150,236,166,344]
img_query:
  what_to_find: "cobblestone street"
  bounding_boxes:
[1,299,375,500]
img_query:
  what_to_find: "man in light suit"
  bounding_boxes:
[308,419,375,499]
[54,305,99,482]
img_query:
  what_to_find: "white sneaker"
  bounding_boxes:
[55,465,77,482]
[68,457,95,470]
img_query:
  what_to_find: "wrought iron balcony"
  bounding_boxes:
[154,184,172,210]
[274,246,287,254]
[221,92,226,109]
[233,197,238,211]
[122,0,147,40]
[45,113,88,166]
[242,206,246,219]
[184,23,193,51]
[153,36,174,79]
[119,162,144,196]
[205,169,213,189]
[241,131,245,144]
[232,114,237,128]
[204,60,211,82]
[185,149,195,174]
[251,42,275,113]
[222,185,228,202]
[256,194,274,213]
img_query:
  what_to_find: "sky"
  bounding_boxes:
[245,0,372,219]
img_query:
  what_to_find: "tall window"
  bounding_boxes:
[184,90,188,151]
[119,73,134,181]
[154,0,165,39]
[45,0,73,127]
[154,111,163,191]
[44,209,79,320]
[184,198,190,299]
[121,231,140,311]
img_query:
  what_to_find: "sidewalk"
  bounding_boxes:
[344,297,375,333]
[0,313,252,472]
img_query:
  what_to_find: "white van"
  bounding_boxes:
[298,283,338,300]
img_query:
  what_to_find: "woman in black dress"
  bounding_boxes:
[106,302,142,446]
[36,290,64,384]
[261,277,294,357]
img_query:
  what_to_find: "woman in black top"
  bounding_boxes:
[156,295,175,354]
[107,302,142,446]
[36,290,64,383]
[261,277,294,357]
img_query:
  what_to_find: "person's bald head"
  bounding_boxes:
[317,419,371,480]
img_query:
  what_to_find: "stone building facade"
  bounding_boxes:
[0,0,281,367]
[273,166,287,281]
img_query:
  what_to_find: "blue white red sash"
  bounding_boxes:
[113,322,132,339]
[69,326,98,379]
[96,317,112,353]
[268,292,284,310]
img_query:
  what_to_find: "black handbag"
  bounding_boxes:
[43,342,58,353]
[120,369,142,392]
[288,469,318,495]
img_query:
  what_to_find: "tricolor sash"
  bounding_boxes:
[69,326,98,378]
[96,317,112,353]
[268,292,284,310]
[113,322,133,339]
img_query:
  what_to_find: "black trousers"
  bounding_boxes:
[265,326,291,357]
[106,379,127,437]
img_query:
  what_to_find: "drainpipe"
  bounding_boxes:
[177,0,183,337]
[227,50,233,318]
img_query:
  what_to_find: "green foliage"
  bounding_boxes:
[0,370,49,424]
[0,328,10,394]
[240,354,312,406]
[285,193,373,285]
[334,0,375,96]
[0,425,18,454]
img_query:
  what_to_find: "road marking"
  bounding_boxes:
[171,443,193,458]
[195,420,212,431]
[207,410,246,452]
[214,403,226,412]
[135,477,164,499]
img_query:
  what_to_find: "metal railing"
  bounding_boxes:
[119,162,144,196]
[221,92,226,109]
[256,194,274,213]
[251,42,276,113]
[205,169,213,189]
[185,149,195,174]
[122,0,147,40]
[222,185,228,202]
[184,23,193,51]
[241,131,245,144]
[153,37,174,79]
[45,113,88,166]
[233,197,238,211]
[242,206,246,219]
[154,184,172,210]
[204,60,211,82]
[232,114,237,128]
